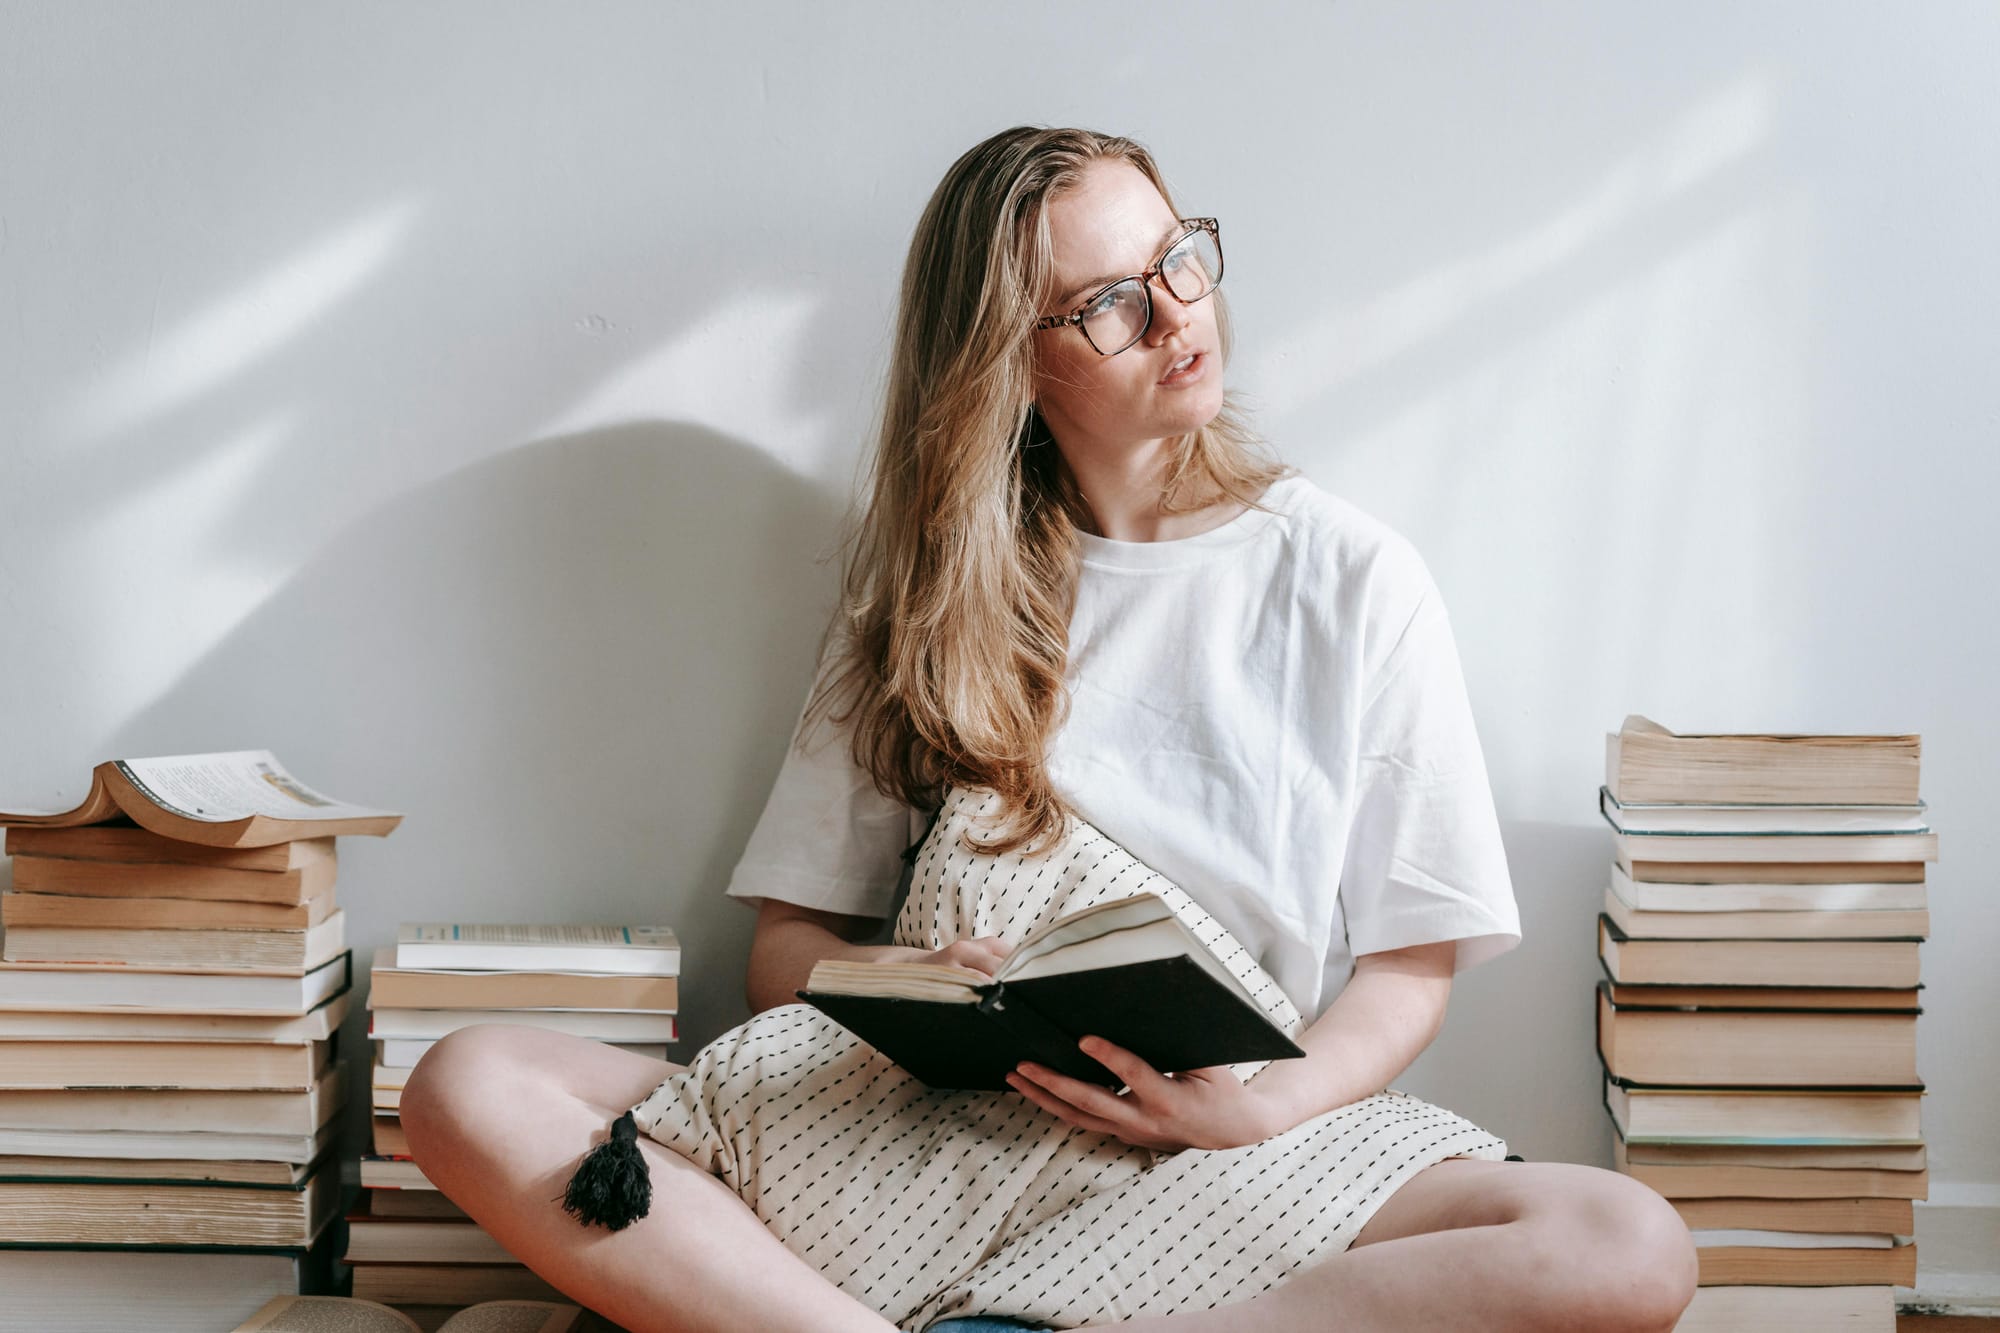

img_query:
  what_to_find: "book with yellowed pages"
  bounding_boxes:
[0,1113,339,1166]
[233,1295,580,1333]
[1606,860,1926,913]
[0,750,401,848]
[0,908,348,972]
[1671,1284,1893,1333]
[0,1158,338,1246]
[1673,1195,1914,1235]
[359,1154,433,1190]
[1597,966,1923,1010]
[345,1195,517,1264]
[1602,1071,1923,1144]
[1599,885,1929,940]
[4,821,332,870]
[1619,1134,1927,1172]
[345,1262,558,1308]
[375,1036,668,1068]
[0,1057,346,1137]
[1693,1235,1915,1286]
[0,1150,324,1185]
[365,1188,468,1219]
[1614,1133,1929,1200]
[7,843,337,906]
[0,1034,333,1091]
[367,1006,676,1044]
[1595,982,1920,1087]
[1621,857,1926,885]
[799,891,1304,1090]
[1598,917,1920,988]
[1596,787,1929,835]
[0,948,350,1015]
[1,883,338,929]
[374,1113,408,1157]
[1608,826,1937,866]
[0,986,350,1042]
[367,945,680,1011]
[1604,716,1921,805]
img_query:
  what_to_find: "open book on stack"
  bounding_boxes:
[799,891,1304,1091]
[353,923,677,1319]
[0,750,400,1325]
[1596,717,1929,1329]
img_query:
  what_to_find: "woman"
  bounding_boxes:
[401,126,1698,1333]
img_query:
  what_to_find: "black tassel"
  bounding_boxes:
[560,1107,652,1231]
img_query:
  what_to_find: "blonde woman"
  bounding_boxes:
[401,126,1698,1333]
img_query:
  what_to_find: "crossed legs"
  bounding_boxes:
[401,1025,1697,1333]
[400,1024,900,1333]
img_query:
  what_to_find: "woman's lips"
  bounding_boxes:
[1159,351,1207,386]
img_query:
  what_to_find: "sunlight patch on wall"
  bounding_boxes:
[65,202,421,440]
[1250,76,1777,411]
[67,414,295,737]
[534,286,838,484]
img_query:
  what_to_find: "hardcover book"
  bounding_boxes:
[797,891,1304,1091]
[1604,716,1921,805]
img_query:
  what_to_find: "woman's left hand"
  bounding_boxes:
[1005,1035,1288,1152]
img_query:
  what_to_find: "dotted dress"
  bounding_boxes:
[626,785,1509,1331]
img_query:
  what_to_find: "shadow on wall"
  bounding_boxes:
[1394,818,1615,1169]
[110,421,850,1094]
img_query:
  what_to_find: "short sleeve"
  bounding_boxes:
[1336,565,1520,975]
[724,643,923,921]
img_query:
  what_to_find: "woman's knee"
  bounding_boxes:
[399,1023,543,1160]
[1537,1168,1698,1331]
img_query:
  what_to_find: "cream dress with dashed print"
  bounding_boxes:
[627,785,1508,1331]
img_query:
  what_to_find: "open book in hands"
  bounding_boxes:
[798,891,1305,1091]
[233,1296,581,1333]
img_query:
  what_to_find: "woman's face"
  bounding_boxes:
[1031,159,1226,462]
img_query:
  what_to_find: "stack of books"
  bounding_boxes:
[1595,717,1929,1332]
[347,922,679,1322]
[0,750,401,1332]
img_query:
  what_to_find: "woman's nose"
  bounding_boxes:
[1146,273,1196,341]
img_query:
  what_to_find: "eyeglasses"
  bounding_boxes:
[1032,217,1224,357]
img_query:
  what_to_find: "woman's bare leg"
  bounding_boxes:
[399,1023,899,1333]
[1078,1158,1698,1333]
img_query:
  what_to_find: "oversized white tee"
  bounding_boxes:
[725,472,1520,1023]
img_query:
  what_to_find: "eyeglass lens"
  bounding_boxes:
[1081,224,1224,356]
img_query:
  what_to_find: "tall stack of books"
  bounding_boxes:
[0,750,401,1333]
[1594,717,1929,1333]
[348,922,679,1326]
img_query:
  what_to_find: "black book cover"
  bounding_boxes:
[800,954,1305,1091]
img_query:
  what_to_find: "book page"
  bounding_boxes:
[995,894,1168,977]
[117,753,397,825]
[233,1294,421,1332]
[1000,905,1262,1009]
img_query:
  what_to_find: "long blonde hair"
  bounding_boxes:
[801,126,1294,856]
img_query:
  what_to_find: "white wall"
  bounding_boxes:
[3,0,1995,1208]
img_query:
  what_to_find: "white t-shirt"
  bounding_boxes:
[725,473,1520,1023]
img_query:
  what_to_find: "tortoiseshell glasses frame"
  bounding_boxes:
[1031,217,1224,357]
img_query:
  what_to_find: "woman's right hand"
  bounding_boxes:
[907,935,1014,976]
